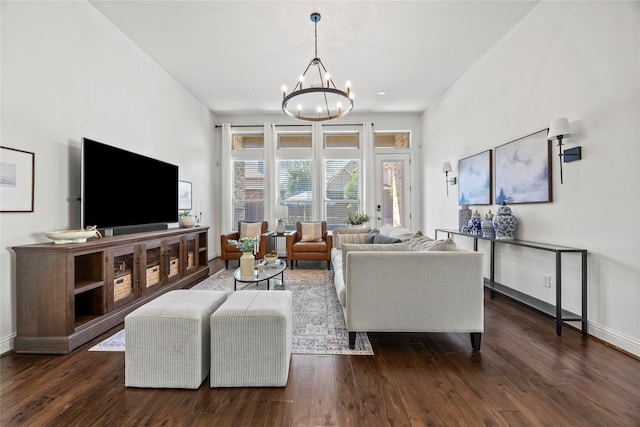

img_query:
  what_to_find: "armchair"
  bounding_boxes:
[220,221,270,269]
[286,221,332,270]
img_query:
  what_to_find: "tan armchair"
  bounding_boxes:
[220,221,270,269]
[286,221,332,270]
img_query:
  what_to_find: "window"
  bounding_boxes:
[232,160,264,224]
[324,132,359,149]
[324,159,361,228]
[374,131,410,149]
[233,133,264,149]
[277,160,312,224]
[278,133,312,149]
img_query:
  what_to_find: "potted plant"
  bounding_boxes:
[228,237,258,277]
[346,211,371,228]
[179,210,195,228]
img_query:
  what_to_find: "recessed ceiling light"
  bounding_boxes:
[377,91,386,96]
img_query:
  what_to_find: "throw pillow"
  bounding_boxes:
[301,222,323,242]
[407,231,435,251]
[417,238,458,251]
[373,233,401,244]
[379,224,393,236]
[388,226,413,241]
[366,229,379,243]
[240,222,262,239]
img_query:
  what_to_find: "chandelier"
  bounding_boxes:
[282,12,354,121]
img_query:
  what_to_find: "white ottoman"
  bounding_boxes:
[125,289,228,389]
[210,290,293,387]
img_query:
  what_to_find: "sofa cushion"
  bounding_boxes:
[341,242,409,284]
[301,222,323,242]
[333,228,369,249]
[293,241,328,252]
[240,222,262,239]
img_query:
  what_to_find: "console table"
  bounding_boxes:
[435,229,587,336]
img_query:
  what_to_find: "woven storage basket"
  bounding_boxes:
[114,274,132,301]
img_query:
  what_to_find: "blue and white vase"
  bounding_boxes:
[458,205,472,233]
[468,210,482,235]
[481,210,495,239]
[492,202,517,239]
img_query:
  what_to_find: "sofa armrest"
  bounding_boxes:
[286,231,299,259]
[220,231,240,257]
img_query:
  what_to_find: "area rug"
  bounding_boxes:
[89,267,373,355]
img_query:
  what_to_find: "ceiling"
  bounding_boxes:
[90,1,538,116]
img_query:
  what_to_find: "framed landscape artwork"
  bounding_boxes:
[458,150,492,205]
[1,146,35,212]
[494,129,552,204]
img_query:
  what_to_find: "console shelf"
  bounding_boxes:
[13,227,209,354]
[436,228,587,336]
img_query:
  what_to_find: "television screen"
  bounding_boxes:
[82,138,178,231]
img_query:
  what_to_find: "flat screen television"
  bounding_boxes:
[82,138,178,235]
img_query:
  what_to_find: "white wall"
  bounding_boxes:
[422,2,640,356]
[0,2,215,353]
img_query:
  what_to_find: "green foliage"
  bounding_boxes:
[343,169,359,200]
[180,210,191,217]
[228,237,257,253]
[285,161,312,198]
[346,211,370,225]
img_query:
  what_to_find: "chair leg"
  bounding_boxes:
[225,260,229,269]
[327,260,331,270]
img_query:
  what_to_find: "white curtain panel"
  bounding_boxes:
[220,123,232,231]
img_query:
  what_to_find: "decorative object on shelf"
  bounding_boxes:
[495,129,552,204]
[468,210,482,235]
[547,117,579,184]
[458,150,492,205]
[458,205,472,232]
[346,211,370,228]
[281,12,354,122]
[46,229,97,244]
[274,205,289,234]
[492,202,517,239]
[0,146,35,212]
[179,210,195,228]
[441,162,457,197]
[481,210,495,239]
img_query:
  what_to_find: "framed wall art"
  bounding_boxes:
[1,146,35,212]
[494,129,552,204]
[458,149,492,205]
[178,180,192,211]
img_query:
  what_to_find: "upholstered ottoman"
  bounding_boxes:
[125,289,228,389]
[210,290,293,387]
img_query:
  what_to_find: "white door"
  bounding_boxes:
[375,154,411,229]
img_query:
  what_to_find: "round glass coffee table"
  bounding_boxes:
[233,259,286,291]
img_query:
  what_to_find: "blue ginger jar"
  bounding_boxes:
[481,210,495,239]
[468,210,482,235]
[458,205,472,232]
[492,202,517,239]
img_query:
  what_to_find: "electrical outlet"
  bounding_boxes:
[543,275,551,288]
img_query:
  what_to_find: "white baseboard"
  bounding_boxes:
[1,333,15,355]
[587,321,640,358]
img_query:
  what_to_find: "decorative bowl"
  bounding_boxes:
[46,229,97,244]
[263,254,278,264]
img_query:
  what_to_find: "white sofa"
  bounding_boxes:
[331,228,485,350]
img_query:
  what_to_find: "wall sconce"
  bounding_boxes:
[442,162,457,197]
[547,117,581,184]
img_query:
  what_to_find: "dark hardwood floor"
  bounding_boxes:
[2,258,639,426]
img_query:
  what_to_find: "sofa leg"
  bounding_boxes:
[327,261,331,270]
[470,332,482,351]
[348,332,356,349]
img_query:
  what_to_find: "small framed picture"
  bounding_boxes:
[178,180,192,211]
[1,146,35,212]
